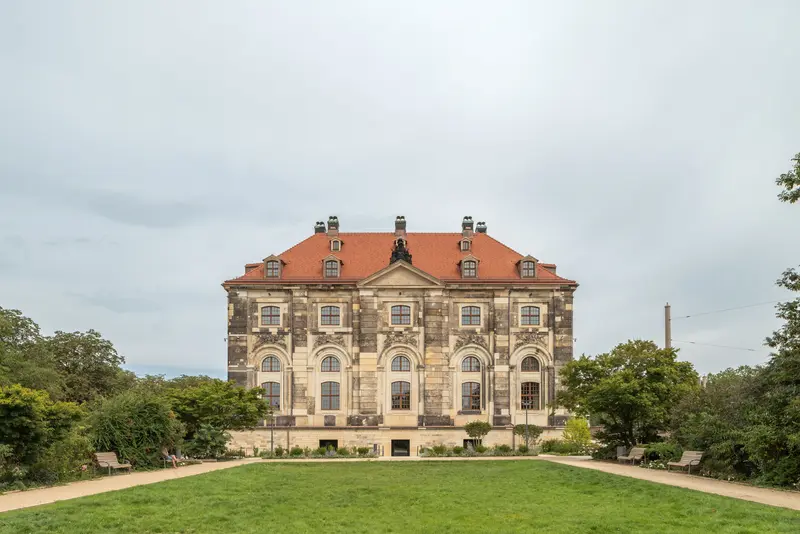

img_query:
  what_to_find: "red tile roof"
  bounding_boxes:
[224,233,576,286]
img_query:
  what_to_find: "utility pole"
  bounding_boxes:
[665,302,672,349]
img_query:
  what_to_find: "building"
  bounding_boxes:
[223,216,577,456]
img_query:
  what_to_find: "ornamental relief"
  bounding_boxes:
[513,331,548,351]
[453,332,489,352]
[381,331,419,351]
[253,332,287,350]
[313,333,347,349]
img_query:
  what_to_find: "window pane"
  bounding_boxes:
[321,356,340,372]
[463,260,476,277]
[266,261,280,277]
[261,306,280,325]
[325,260,339,277]
[522,261,535,277]
[391,356,410,371]
[391,305,411,325]
[321,306,340,326]
[521,357,540,372]
[461,306,480,325]
[261,356,281,372]
[462,382,480,410]
[521,382,540,410]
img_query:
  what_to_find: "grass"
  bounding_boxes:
[1,461,798,533]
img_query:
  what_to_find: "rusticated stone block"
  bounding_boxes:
[418,415,453,426]
[324,415,336,427]
[347,415,382,426]
[493,415,511,426]
[227,370,248,387]
[275,416,295,427]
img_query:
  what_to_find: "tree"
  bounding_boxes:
[513,424,543,447]
[776,152,800,204]
[562,417,592,448]
[45,330,135,403]
[165,379,268,439]
[0,384,82,465]
[463,420,492,445]
[558,340,699,447]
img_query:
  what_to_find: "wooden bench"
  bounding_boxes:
[667,451,704,474]
[618,447,645,465]
[95,452,132,475]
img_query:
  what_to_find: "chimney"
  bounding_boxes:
[327,215,339,237]
[461,216,474,237]
[475,221,487,233]
[314,221,326,233]
[394,215,407,239]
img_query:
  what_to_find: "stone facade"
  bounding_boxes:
[223,217,577,456]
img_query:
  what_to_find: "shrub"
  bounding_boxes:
[336,447,350,456]
[496,444,512,454]
[563,417,592,447]
[431,444,448,456]
[313,447,327,456]
[464,421,492,444]
[253,447,259,457]
[475,445,488,454]
[27,428,93,485]
[452,446,464,455]
[356,447,370,456]
[513,424,544,445]
[183,424,230,459]
[222,448,245,458]
[541,439,583,455]
[89,389,184,467]
[289,446,304,457]
[517,444,529,454]
[274,446,285,457]
[644,442,682,462]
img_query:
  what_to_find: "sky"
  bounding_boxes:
[1,1,798,378]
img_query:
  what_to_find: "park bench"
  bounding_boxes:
[94,452,132,475]
[617,447,645,465]
[667,451,704,474]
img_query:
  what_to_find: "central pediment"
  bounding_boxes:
[357,260,443,288]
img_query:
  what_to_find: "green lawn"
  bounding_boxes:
[1,461,798,533]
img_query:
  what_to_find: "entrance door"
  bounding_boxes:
[391,440,410,457]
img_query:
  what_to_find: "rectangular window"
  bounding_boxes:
[261,306,281,326]
[521,382,540,410]
[321,306,340,326]
[461,382,481,410]
[262,382,280,409]
[462,260,477,278]
[521,306,541,326]
[391,381,411,410]
[391,305,411,325]
[461,306,481,326]
[265,261,280,278]
[325,260,339,278]
[321,381,340,410]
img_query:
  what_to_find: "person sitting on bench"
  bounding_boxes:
[162,447,179,468]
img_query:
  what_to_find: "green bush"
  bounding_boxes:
[563,417,592,447]
[431,444,448,456]
[356,447,370,456]
[89,389,184,468]
[513,424,544,444]
[223,448,245,458]
[475,445,488,454]
[27,428,93,485]
[289,446,304,457]
[644,442,682,462]
[496,444,512,454]
[312,447,327,456]
[183,424,229,459]
[452,446,464,455]
[517,445,529,453]
[541,439,583,455]
[274,446,285,457]
[336,447,350,456]
[464,421,492,443]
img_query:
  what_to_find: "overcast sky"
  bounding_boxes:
[1,2,798,378]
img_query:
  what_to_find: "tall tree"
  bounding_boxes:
[776,152,800,204]
[558,340,698,447]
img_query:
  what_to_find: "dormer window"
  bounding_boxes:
[460,239,471,252]
[325,259,340,278]
[265,261,280,278]
[462,260,477,278]
[330,239,341,252]
[518,256,538,278]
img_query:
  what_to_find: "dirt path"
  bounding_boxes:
[540,456,800,511]
[0,459,257,513]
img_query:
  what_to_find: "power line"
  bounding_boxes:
[671,339,760,352]
[671,300,781,320]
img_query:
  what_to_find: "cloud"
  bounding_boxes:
[0,1,799,375]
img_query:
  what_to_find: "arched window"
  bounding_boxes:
[521,382,540,410]
[265,261,280,278]
[521,261,536,277]
[391,381,411,410]
[521,356,540,372]
[325,260,339,278]
[261,306,280,326]
[391,305,411,325]
[461,306,481,326]
[321,306,340,326]
[261,356,281,372]
[321,356,340,372]
[391,355,411,372]
[462,382,481,410]
[462,260,477,278]
[321,381,340,410]
[521,306,540,326]
[461,356,481,372]
[262,382,280,409]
